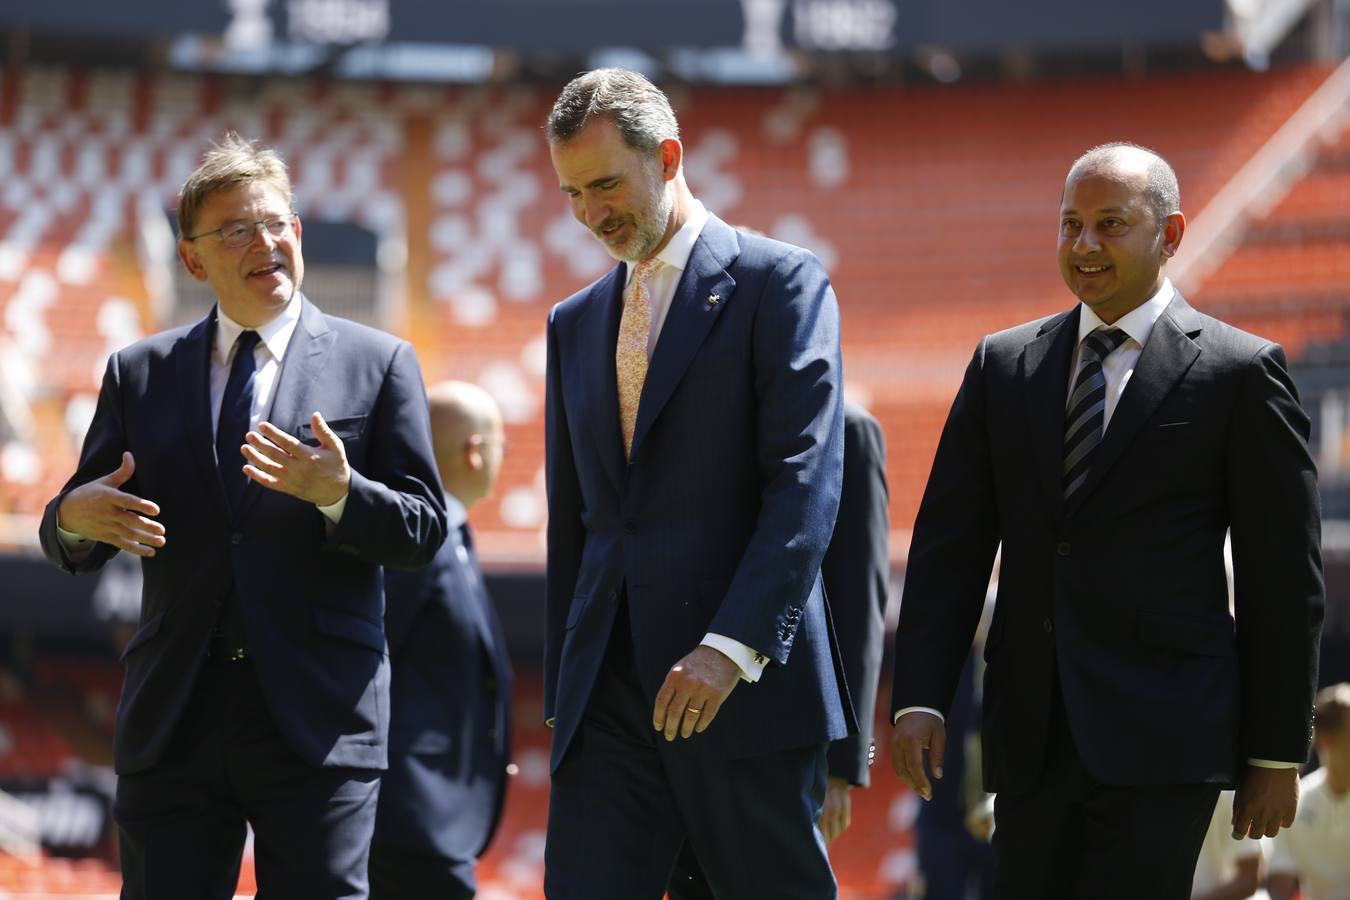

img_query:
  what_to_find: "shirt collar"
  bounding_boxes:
[213,295,302,365]
[624,198,709,286]
[1077,277,1174,350]
[443,492,468,530]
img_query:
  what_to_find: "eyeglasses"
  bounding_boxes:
[186,213,297,249]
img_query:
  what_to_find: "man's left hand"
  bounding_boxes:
[1232,764,1299,839]
[818,776,852,842]
[242,412,351,507]
[652,646,740,741]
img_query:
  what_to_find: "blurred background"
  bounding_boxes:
[0,1,1348,897]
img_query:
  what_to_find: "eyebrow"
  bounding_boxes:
[1061,206,1130,215]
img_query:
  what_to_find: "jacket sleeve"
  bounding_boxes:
[1227,343,1324,764]
[326,340,448,570]
[706,247,845,664]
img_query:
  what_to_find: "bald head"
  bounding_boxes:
[427,381,505,509]
[1067,142,1180,232]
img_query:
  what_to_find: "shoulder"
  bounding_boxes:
[1168,294,1281,365]
[551,267,620,326]
[317,311,409,356]
[980,309,1074,357]
[730,225,822,276]
[843,401,883,442]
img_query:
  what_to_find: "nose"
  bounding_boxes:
[582,195,609,229]
[1073,225,1101,254]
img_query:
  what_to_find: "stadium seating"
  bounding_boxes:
[0,62,1336,558]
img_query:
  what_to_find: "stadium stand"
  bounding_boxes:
[0,62,1337,563]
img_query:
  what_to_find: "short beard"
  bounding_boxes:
[612,165,674,263]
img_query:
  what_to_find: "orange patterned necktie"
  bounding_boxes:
[616,257,663,457]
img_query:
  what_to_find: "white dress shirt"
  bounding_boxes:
[621,200,769,683]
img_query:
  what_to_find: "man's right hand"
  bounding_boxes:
[890,711,945,801]
[56,452,165,557]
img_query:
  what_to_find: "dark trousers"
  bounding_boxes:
[990,682,1219,900]
[368,844,476,900]
[114,657,380,900]
[544,602,835,900]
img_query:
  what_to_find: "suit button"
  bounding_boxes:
[1043,618,1053,633]
[1056,541,1071,556]
[608,589,618,602]
[231,533,243,546]
[624,520,636,534]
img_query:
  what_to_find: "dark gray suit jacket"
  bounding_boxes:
[892,293,1323,793]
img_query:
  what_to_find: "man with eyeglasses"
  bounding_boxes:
[39,132,447,898]
[371,381,514,900]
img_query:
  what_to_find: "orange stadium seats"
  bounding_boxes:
[0,62,1338,563]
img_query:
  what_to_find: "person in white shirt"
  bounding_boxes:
[1268,683,1350,900]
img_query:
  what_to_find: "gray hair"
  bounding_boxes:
[545,68,680,152]
[178,132,292,237]
[1070,142,1180,232]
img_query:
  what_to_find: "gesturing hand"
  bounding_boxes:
[56,452,165,557]
[652,645,741,742]
[242,412,351,507]
[890,711,945,801]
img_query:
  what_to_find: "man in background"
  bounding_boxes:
[369,381,514,900]
[39,133,446,897]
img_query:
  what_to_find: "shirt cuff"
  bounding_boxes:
[56,524,95,551]
[1246,758,1301,769]
[893,706,946,726]
[701,633,769,683]
[317,492,348,524]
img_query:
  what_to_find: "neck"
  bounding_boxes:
[645,176,695,260]
[1327,769,1350,796]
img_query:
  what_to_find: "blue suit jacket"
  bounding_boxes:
[376,521,513,862]
[38,296,447,775]
[544,213,853,770]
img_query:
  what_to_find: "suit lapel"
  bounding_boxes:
[175,312,231,522]
[1022,308,1079,521]
[576,267,627,496]
[629,216,737,460]
[1067,293,1202,515]
[237,295,335,522]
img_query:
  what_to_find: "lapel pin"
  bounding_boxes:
[707,293,720,306]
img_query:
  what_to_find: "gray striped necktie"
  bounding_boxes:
[1063,327,1129,503]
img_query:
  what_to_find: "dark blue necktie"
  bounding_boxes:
[1063,327,1129,504]
[217,329,261,512]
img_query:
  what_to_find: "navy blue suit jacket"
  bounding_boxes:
[376,521,513,862]
[39,296,447,775]
[892,294,1324,793]
[544,213,853,770]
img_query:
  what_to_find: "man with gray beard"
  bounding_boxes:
[541,68,853,898]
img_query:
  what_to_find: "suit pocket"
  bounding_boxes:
[296,415,367,447]
[313,605,386,653]
[1136,610,1231,658]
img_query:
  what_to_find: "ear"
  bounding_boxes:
[658,138,683,183]
[1160,211,1186,258]
[177,239,208,282]
[464,434,485,472]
